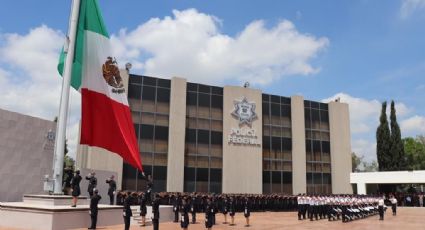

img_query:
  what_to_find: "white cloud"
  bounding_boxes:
[401,115,425,133]
[352,139,376,162]
[400,0,425,19]
[0,25,81,158]
[322,93,415,162]
[111,8,329,85]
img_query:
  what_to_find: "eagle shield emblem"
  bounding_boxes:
[102,57,125,93]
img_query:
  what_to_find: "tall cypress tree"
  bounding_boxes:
[376,102,391,171]
[390,100,407,170]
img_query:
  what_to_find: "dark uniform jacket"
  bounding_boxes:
[86,176,97,193]
[90,194,102,216]
[123,196,133,217]
[70,175,82,197]
[106,179,116,196]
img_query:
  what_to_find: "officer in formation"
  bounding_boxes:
[180,197,190,230]
[70,169,82,207]
[173,194,181,222]
[122,192,133,230]
[139,192,148,226]
[390,195,397,216]
[105,175,116,205]
[152,193,161,230]
[85,171,97,198]
[88,188,101,229]
[297,194,385,223]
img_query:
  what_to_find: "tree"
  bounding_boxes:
[376,102,391,171]
[362,160,378,172]
[389,101,407,170]
[404,136,425,170]
[352,152,363,172]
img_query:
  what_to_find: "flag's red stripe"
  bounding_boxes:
[81,88,143,171]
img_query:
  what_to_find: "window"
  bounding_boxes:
[142,86,156,101]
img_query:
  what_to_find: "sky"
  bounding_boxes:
[0,0,424,162]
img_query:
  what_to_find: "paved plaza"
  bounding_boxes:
[70,207,425,230]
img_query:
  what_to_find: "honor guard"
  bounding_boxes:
[122,192,133,230]
[205,197,214,230]
[244,196,251,227]
[139,192,147,226]
[105,175,116,205]
[85,171,97,198]
[390,195,397,216]
[152,193,161,230]
[70,170,82,207]
[88,188,101,229]
[180,197,190,230]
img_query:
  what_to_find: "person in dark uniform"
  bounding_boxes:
[222,196,229,224]
[85,171,97,198]
[180,197,190,230]
[152,193,161,230]
[70,169,82,207]
[390,195,397,216]
[205,197,214,230]
[122,192,133,230]
[62,167,74,195]
[244,196,251,227]
[88,188,102,229]
[211,196,217,225]
[378,196,385,220]
[173,194,181,222]
[191,194,197,224]
[145,174,153,205]
[105,175,116,205]
[139,192,147,226]
[229,196,236,226]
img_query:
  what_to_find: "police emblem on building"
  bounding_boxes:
[231,97,257,127]
[102,56,125,94]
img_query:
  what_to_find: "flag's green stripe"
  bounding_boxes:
[57,0,109,90]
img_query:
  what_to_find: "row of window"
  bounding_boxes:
[187,83,223,95]
[262,94,291,105]
[129,75,171,88]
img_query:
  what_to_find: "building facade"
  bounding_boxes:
[77,72,352,195]
[0,108,55,202]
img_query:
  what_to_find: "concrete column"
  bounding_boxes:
[166,77,187,192]
[222,86,263,194]
[357,183,366,195]
[291,95,307,194]
[329,101,353,194]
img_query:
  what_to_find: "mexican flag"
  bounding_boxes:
[58,0,142,171]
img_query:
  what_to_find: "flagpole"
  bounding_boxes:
[52,0,81,194]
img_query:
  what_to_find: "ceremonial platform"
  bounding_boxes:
[0,194,174,230]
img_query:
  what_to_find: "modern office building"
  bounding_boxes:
[77,70,352,195]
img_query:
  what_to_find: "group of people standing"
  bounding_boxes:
[114,192,298,229]
[297,194,396,223]
[63,169,117,229]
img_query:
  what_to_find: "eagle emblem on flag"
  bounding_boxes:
[231,97,257,127]
[102,57,125,93]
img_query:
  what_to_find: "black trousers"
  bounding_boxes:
[391,204,396,215]
[152,218,159,230]
[379,206,384,220]
[124,216,131,230]
[191,212,196,223]
[109,194,114,205]
[174,210,179,222]
[90,213,97,229]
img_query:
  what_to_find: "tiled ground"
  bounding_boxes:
[69,207,425,230]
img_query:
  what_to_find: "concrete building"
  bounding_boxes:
[77,73,352,195]
[351,171,425,194]
[0,108,55,202]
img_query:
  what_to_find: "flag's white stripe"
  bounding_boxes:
[81,31,129,106]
